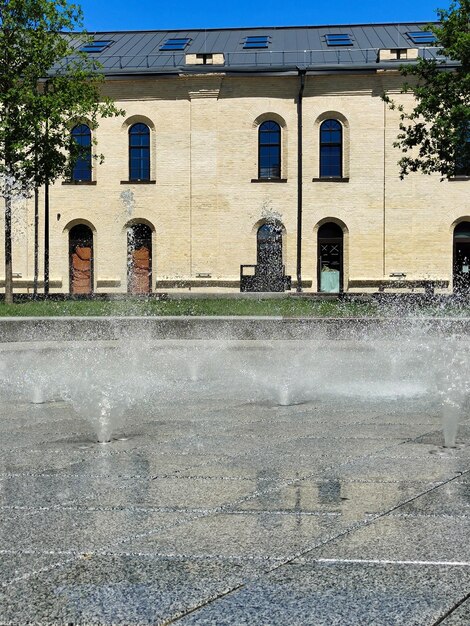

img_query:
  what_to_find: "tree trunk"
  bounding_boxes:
[4,194,13,305]
[44,180,49,296]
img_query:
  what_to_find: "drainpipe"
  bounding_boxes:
[296,68,306,292]
[44,80,50,296]
[33,186,39,296]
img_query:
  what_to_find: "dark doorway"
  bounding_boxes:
[69,225,93,294]
[258,223,282,266]
[240,222,290,292]
[453,222,470,294]
[255,223,285,291]
[127,223,152,294]
[317,222,343,293]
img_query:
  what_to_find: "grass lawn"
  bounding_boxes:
[0,298,377,317]
[0,297,466,317]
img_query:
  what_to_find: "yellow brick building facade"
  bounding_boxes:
[4,25,470,294]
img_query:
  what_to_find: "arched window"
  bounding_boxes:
[70,124,92,182]
[455,123,470,176]
[259,121,281,179]
[129,123,150,181]
[320,120,342,178]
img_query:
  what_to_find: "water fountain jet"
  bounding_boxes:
[441,402,460,448]
[1,323,468,451]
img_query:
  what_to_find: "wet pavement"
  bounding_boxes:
[0,340,470,625]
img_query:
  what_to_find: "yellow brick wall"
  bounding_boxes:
[2,71,469,293]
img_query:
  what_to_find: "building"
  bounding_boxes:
[6,23,470,294]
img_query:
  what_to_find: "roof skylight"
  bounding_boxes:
[325,33,353,46]
[80,40,113,53]
[407,31,437,44]
[160,38,191,51]
[243,36,271,49]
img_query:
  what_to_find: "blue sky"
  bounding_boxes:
[78,0,451,32]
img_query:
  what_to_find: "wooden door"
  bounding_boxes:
[69,225,93,295]
[71,246,92,294]
[128,224,152,294]
[129,244,151,294]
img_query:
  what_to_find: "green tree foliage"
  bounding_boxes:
[385,0,470,179]
[0,0,123,302]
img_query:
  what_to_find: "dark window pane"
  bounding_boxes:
[244,36,270,49]
[260,132,280,145]
[130,147,146,159]
[260,146,274,159]
[160,38,191,51]
[456,158,470,176]
[320,119,342,178]
[321,129,341,144]
[129,124,151,181]
[325,33,353,46]
[407,31,436,44]
[259,120,281,179]
[455,124,470,176]
[71,124,92,181]
[80,40,113,53]
[260,165,280,178]
[73,157,91,181]
[322,120,340,131]
[130,123,149,136]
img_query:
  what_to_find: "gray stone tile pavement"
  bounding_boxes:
[1,340,470,625]
[440,598,470,624]
[176,563,470,626]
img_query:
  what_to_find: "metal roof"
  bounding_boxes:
[63,23,450,76]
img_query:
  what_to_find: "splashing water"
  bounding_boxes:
[1,322,469,448]
[97,395,112,444]
[119,189,136,221]
[442,402,460,448]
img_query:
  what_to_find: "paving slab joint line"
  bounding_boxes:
[154,465,470,624]
[3,444,466,597]
[262,467,470,578]
[432,590,470,625]
[316,558,470,567]
[1,556,77,588]
[162,583,247,626]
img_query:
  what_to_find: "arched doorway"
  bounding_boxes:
[318,222,343,293]
[258,223,282,266]
[453,222,470,293]
[127,223,152,294]
[256,222,284,291]
[69,224,93,294]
